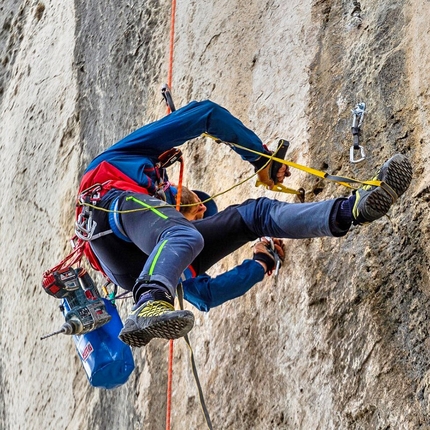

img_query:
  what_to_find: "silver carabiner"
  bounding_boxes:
[352,102,366,128]
[350,102,366,163]
[350,145,366,163]
[75,208,97,241]
[263,237,282,287]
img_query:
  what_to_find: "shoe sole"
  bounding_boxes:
[119,312,195,348]
[361,154,412,220]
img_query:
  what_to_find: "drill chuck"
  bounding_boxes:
[60,319,82,335]
[40,319,83,339]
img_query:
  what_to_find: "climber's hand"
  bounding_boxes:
[256,158,291,190]
[271,238,285,260]
[276,164,291,183]
[252,237,285,274]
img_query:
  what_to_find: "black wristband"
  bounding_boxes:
[250,149,273,171]
[253,252,275,273]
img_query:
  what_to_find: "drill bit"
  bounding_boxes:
[40,327,67,340]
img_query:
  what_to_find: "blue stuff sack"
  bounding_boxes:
[65,299,135,389]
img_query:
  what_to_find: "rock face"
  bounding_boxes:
[0,0,429,429]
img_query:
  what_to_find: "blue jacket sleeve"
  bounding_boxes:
[87,100,268,171]
[182,259,265,312]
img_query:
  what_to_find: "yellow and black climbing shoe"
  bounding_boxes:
[119,298,195,348]
[352,153,412,225]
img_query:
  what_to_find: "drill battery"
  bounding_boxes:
[42,267,81,298]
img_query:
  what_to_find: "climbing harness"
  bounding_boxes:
[75,147,186,243]
[350,102,366,164]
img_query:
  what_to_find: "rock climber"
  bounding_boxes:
[75,100,412,348]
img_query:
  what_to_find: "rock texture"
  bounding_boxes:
[0,0,429,429]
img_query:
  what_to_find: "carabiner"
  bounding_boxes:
[352,102,366,128]
[161,83,176,112]
[350,102,366,163]
[350,145,366,164]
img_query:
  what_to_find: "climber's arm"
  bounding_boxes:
[183,238,285,311]
[85,100,287,190]
[182,259,266,312]
[97,100,271,162]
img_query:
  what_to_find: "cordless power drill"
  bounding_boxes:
[41,267,111,339]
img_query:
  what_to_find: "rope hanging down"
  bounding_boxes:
[177,285,213,430]
[162,3,214,428]
[165,2,179,430]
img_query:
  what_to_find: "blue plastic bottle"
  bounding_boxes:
[63,298,135,389]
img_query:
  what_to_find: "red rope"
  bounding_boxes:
[166,1,177,429]
[175,160,184,212]
[167,0,176,98]
[166,340,174,430]
[43,237,84,276]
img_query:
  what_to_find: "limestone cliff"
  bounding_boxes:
[0,1,429,429]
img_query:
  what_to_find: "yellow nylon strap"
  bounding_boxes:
[202,133,382,193]
[203,133,387,188]
[223,141,383,190]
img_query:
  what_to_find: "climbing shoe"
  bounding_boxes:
[119,292,195,348]
[352,153,412,224]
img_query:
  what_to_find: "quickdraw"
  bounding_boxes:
[350,102,366,164]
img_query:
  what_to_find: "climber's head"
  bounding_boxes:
[179,188,218,221]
